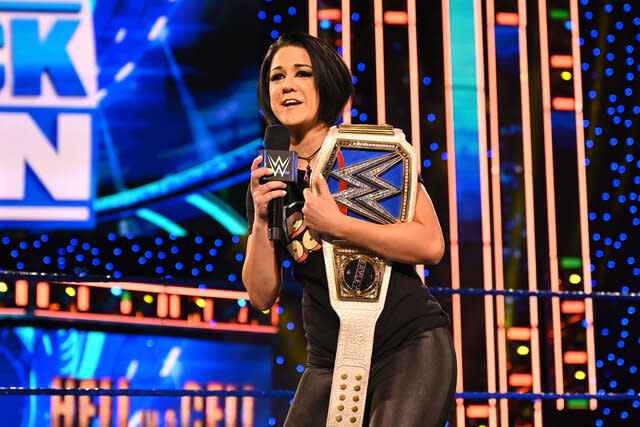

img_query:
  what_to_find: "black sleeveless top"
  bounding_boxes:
[246,170,449,367]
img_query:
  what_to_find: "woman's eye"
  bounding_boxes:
[297,71,312,77]
[270,73,284,81]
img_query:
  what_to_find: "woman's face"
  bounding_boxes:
[268,45,320,133]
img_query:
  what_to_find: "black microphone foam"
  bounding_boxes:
[264,124,290,151]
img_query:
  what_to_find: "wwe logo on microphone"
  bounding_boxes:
[267,155,292,178]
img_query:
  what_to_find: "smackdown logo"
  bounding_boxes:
[0,0,97,228]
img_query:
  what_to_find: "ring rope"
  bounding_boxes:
[0,388,637,401]
[429,286,640,300]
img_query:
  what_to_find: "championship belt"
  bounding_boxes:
[310,124,417,427]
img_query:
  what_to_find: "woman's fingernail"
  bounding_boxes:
[268,168,274,174]
[282,190,287,196]
[283,183,287,188]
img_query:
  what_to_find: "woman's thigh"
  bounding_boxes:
[284,365,333,427]
[366,327,457,427]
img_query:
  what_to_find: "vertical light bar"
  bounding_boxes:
[78,286,90,311]
[157,293,168,318]
[485,1,509,424]
[472,0,498,425]
[407,0,425,280]
[341,0,352,124]
[309,0,318,36]
[36,282,50,309]
[169,294,181,319]
[204,299,214,322]
[516,1,542,425]
[441,0,464,425]
[374,0,386,124]
[537,0,565,411]
[570,0,597,409]
[407,0,421,161]
[15,279,28,306]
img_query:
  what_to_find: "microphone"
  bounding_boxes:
[261,125,297,241]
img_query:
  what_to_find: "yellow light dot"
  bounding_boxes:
[65,287,76,297]
[517,345,530,356]
[561,71,572,80]
[261,308,271,314]
[143,295,154,304]
[575,370,586,380]
[569,274,582,284]
[195,298,206,308]
[0,282,7,293]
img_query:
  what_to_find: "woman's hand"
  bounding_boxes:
[250,155,287,224]
[302,174,344,235]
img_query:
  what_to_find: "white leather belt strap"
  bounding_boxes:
[309,124,418,427]
[324,242,391,427]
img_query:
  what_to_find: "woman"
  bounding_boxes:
[243,32,456,427]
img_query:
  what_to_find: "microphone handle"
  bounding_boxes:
[268,195,285,241]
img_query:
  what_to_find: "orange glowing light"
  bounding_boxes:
[169,294,181,318]
[157,293,168,318]
[36,281,49,308]
[308,0,318,37]
[508,373,533,387]
[564,351,588,364]
[383,11,408,25]
[506,327,531,341]
[78,286,90,311]
[120,299,132,315]
[16,279,28,306]
[550,55,573,68]
[552,97,575,110]
[496,12,518,26]
[318,8,341,21]
[561,300,585,313]
[466,405,490,418]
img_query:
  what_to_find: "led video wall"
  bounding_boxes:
[0,325,273,426]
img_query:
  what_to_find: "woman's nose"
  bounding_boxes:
[281,75,295,92]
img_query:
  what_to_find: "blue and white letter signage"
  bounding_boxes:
[0,0,97,228]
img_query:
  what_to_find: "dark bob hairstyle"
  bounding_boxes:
[257,32,354,127]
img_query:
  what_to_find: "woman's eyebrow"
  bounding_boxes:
[270,63,313,71]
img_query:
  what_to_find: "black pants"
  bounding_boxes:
[284,326,457,427]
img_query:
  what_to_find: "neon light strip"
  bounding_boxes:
[441,1,465,425]
[0,206,89,221]
[0,308,27,316]
[407,0,424,280]
[537,0,565,411]
[485,0,509,424]
[473,0,497,424]
[56,281,251,300]
[95,138,262,213]
[32,310,278,334]
[407,0,421,163]
[570,0,597,410]
[374,0,386,124]
[309,0,318,36]
[341,0,352,124]
[185,193,247,236]
[0,1,81,12]
[135,208,187,237]
[517,1,542,425]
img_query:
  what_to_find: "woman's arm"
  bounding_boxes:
[241,155,287,310]
[302,174,445,265]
